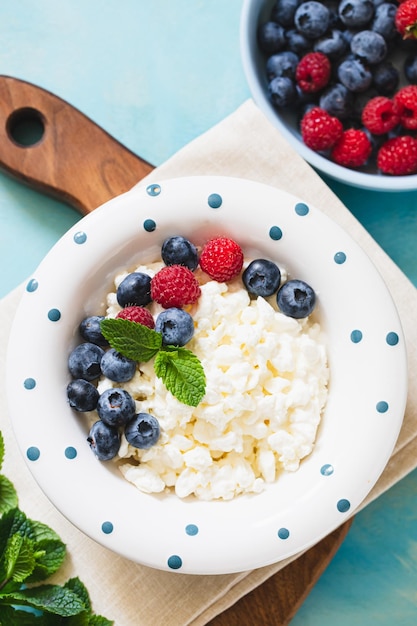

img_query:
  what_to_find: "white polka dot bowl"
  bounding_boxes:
[7,176,407,574]
[240,0,417,192]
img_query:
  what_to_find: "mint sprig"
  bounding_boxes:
[101,318,206,407]
[0,431,113,624]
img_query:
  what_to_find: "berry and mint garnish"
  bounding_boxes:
[277,279,316,318]
[116,271,152,307]
[87,420,121,461]
[125,413,161,449]
[151,264,201,308]
[199,236,244,282]
[155,307,195,346]
[161,235,199,270]
[97,388,136,427]
[257,0,417,175]
[116,304,155,328]
[66,234,318,464]
[242,258,282,297]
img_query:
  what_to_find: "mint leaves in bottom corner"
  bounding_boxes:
[0,431,113,625]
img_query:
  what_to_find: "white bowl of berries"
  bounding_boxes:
[240,0,417,191]
[7,176,407,574]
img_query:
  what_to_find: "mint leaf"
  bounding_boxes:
[26,539,66,584]
[63,577,91,611]
[25,520,66,583]
[3,533,36,583]
[0,431,4,471]
[0,605,42,625]
[1,584,86,616]
[101,318,161,361]
[101,317,207,406]
[0,475,18,515]
[154,348,206,407]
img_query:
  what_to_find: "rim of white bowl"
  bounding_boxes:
[240,0,417,192]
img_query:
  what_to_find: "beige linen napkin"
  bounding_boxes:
[1,99,417,625]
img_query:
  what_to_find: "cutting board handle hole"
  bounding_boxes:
[7,107,45,147]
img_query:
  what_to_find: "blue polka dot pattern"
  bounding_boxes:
[146,183,161,196]
[208,193,222,208]
[167,555,182,570]
[320,464,334,476]
[23,377,36,390]
[269,226,283,240]
[101,521,114,534]
[350,329,363,343]
[47,308,61,322]
[295,202,309,216]
[26,278,38,292]
[278,528,290,540]
[185,524,199,536]
[73,231,87,244]
[27,447,40,461]
[65,446,77,460]
[143,219,156,232]
[376,401,389,413]
[334,251,347,264]
[337,499,351,513]
[386,332,399,346]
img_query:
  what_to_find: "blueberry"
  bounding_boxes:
[338,0,374,28]
[161,236,198,271]
[314,29,349,59]
[271,0,302,27]
[155,308,194,346]
[319,83,354,119]
[294,1,330,39]
[350,30,387,65]
[100,348,137,383]
[285,29,312,55]
[371,2,398,41]
[277,279,316,318]
[338,57,373,92]
[116,272,152,307]
[125,413,160,449]
[97,388,136,427]
[373,61,399,95]
[87,420,120,461]
[67,379,99,412]
[242,259,281,297]
[68,342,104,381]
[269,76,297,108]
[405,54,417,84]
[257,21,286,55]
[79,315,109,347]
[266,51,299,80]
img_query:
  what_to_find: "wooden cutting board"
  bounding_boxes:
[0,75,352,625]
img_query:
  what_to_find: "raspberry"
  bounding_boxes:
[361,96,401,135]
[330,129,372,168]
[150,265,201,309]
[295,52,331,93]
[395,0,417,39]
[377,135,417,175]
[300,107,343,151]
[394,85,417,130]
[116,305,155,329]
[199,237,244,282]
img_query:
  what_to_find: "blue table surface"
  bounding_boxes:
[1,2,417,624]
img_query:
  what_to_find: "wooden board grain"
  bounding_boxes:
[0,75,353,624]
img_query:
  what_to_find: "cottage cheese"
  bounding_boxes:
[99,263,329,501]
